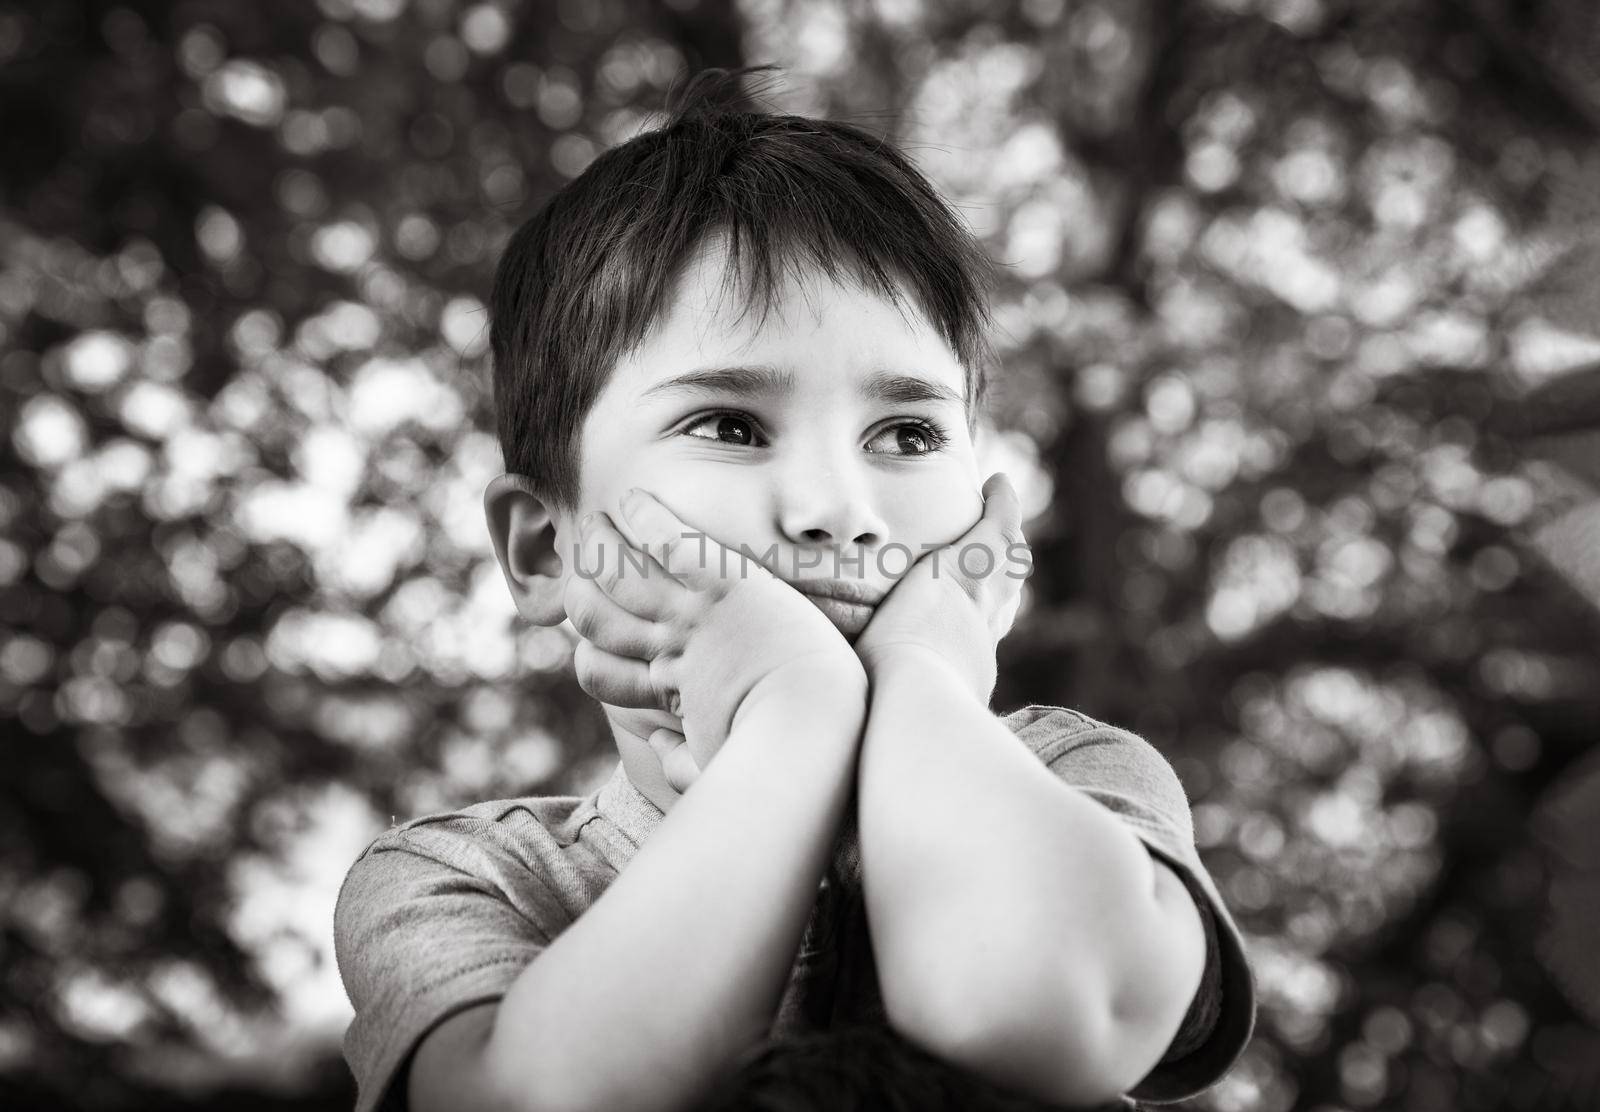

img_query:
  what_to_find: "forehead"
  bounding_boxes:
[615,235,968,395]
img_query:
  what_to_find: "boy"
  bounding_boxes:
[334,67,1255,1112]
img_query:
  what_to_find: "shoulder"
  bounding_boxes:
[999,703,1194,841]
[354,792,592,864]
[1000,702,1160,763]
[342,791,602,909]
[337,790,604,972]
[334,791,602,1112]
[999,702,1106,741]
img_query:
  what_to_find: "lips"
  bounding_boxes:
[796,593,874,640]
[787,577,887,606]
[787,578,885,641]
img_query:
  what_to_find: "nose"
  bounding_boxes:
[776,457,887,549]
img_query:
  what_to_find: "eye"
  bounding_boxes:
[865,419,950,457]
[681,411,763,446]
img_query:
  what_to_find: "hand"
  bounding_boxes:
[563,488,866,791]
[853,473,1031,704]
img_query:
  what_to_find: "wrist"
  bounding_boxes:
[732,653,868,732]
[862,641,994,705]
[859,641,959,681]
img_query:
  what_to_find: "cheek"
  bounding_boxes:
[640,464,767,545]
[887,472,983,550]
[583,449,728,524]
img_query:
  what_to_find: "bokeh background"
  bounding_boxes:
[4,0,1600,1109]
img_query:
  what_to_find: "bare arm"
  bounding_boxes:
[858,647,1206,1106]
[410,660,866,1112]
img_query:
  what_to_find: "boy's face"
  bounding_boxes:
[562,237,985,639]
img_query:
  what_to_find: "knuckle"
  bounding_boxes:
[638,574,677,614]
[571,643,600,691]
[647,655,670,689]
[567,594,600,638]
[655,613,685,647]
[647,661,681,716]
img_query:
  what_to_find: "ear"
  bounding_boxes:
[484,473,570,627]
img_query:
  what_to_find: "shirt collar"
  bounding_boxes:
[594,759,664,851]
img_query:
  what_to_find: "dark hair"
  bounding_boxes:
[488,65,998,511]
[689,1023,1132,1112]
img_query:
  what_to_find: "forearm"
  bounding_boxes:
[487,663,866,1112]
[857,647,1163,1103]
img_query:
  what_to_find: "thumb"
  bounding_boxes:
[948,473,1026,599]
[648,728,699,793]
[980,472,1025,549]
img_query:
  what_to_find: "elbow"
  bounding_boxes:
[483,1026,750,1112]
[481,1072,601,1112]
[884,955,1127,1107]
[479,1038,606,1112]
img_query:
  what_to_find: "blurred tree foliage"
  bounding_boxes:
[2,0,1598,1110]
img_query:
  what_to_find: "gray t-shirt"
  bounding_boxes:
[334,705,1256,1111]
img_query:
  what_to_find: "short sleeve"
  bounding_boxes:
[1001,705,1257,1104]
[333,816,559,1112]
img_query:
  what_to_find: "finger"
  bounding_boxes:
[564,573,661,659]
[647,727,682,762]
[572,639,658,709]
[648,728,700,793]
[618,488,759,589]
[579,512,681,622]
[663,744,700,792]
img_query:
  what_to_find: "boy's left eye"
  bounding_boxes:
[682,413,762,446]
[864,420,949,457]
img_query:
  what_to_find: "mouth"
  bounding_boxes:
[798,593,875,640]
[787,579,884,641]
[787,577,887,606]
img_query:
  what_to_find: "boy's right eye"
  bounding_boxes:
[681,412,763,447]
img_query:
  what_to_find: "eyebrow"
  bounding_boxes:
[641,363,964,406]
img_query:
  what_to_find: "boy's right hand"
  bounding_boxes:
[563,488,865,789]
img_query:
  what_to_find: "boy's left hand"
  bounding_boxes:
[853,473,1031,705]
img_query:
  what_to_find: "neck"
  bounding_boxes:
[605,705,684,815]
